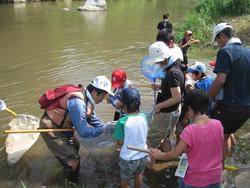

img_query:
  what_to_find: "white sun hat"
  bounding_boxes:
[148,41,171,63]
[91,76,114,96]
[211,22,233,46]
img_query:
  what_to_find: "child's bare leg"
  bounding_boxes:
[230,134,237,146]
[224,134,231,158]
[121,179,129,188]
[134,173,143,188]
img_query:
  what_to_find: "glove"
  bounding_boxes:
[103,121,116,134]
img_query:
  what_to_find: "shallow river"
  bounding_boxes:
[0,0,217,187]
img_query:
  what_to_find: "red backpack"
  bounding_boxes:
[39,84,83,110]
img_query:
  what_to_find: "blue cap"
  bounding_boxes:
[121,88,141,108]
[187,62,206,73]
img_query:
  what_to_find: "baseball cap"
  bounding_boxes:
[184,30,192,36]
[91,76,114,95]
[121,87,141,108]
[147,41,171,64]
[187,62,206,73]
[211,22,233,46]
[111,69,127,88]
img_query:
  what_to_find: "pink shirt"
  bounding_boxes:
[180,119,224,187]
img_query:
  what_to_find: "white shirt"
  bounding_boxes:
[169,44,184,62]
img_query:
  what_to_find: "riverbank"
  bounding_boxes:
[224,14,250,46]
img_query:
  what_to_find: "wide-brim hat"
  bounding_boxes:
[147,41,171,64]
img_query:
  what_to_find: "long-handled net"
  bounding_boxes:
[5,114,40,164]
[140,55,166,125]
[1,100,74,164]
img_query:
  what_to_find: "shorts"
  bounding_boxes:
[147,110,179,148]
[210,103,250,134]
[119,156,148,180]
[178,178,221,188]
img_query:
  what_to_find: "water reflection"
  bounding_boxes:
[80,11,107,31]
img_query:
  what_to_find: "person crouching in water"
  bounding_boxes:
[40,76,115,183]
[113,87,149,188]
[150,89,224,188]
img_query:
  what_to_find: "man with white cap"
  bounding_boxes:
[40,76,115,182]
[209,22,250,157]
[146,41,185,151]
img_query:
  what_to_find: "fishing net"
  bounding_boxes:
[5,114,40,164]
[140,55,166,82]
[140,55,166,125]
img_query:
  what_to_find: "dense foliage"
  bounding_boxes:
[175,0,250,45]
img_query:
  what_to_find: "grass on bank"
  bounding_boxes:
[175,0,250,45]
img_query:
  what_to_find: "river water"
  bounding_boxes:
[0,0,217,187]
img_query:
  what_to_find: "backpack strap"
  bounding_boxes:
[44,90,86,128]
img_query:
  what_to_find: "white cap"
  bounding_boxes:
[148,41,171,63]
[211,22,233,46]
[91,76,114,95]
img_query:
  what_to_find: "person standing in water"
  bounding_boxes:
[179,30,200,65]
[157,13,173,34]
[145,41,185,151]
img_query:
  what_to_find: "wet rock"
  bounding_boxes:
[78,0,107,11]
[235,169,250,188]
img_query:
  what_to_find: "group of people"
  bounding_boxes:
[149,21,250,188]
[38,19,250,188]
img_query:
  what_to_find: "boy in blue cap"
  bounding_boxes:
[188,62,214,93]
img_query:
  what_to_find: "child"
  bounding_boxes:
[176,62,213,142]
[113,87,148,188]
[188,61,214,92]
[179,31,200,65]
[110,69,132,121]
[150,89,224,188]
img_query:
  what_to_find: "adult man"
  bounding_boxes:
[157,13,173,34]
[40,76,115,182]
[208,22,250,156]
[146,41,185,150]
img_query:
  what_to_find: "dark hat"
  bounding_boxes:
[121,88,141,108]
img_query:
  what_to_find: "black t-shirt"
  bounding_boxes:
[157,20,173,33]
[156,62,185,112]
[214,43,250,107]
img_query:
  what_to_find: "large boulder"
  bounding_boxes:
[78,0,107,11]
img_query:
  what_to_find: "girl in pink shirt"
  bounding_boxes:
[150,89,224,188]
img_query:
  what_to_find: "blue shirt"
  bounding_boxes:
[67,97,104,138]
[214,42,250,106]
[195,76,214,93]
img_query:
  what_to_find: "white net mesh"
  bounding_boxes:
[5,114,40,164]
